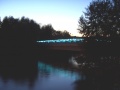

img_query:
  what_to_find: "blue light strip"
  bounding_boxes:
[37,38,84,43]
[38,62,81,80]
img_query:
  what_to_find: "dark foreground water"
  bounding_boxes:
[0,50,120,90]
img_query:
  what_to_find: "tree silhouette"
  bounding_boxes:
[0,16,41,49]
[38,24,71,40]
[0,17,1,29]
[51,30,71,39]
[0,16,71,51]
[78,0,120,38]
[40,24,55,40]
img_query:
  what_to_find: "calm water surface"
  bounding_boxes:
[0,52,84,90]
[0,51,120,90]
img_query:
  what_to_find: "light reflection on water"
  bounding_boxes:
[37,61,85,90]
[38,61,83,80]
[0,52,120,90]
[0,55,86,90]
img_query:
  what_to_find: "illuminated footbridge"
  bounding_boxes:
[36,37,113,51]
[37,38,84,43]
[36,38,85,51]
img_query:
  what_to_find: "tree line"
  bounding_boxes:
[0,16,71,48]
[78,0,120,38]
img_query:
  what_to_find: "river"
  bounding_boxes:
[0,51,120,90]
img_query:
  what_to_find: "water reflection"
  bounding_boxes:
[0,55,38,90]
[72,53,120,90]
[0,54,86,90]
[38,61,83,81]
[74,71,120,90]
[0,52,120,90]
[37,61,85,90]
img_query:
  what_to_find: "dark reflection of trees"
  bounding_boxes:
[73,52,120,90]
[74,68,120,90]
[37,50,78,69]
[0,55,38,87]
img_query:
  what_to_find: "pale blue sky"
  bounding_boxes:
[0,0,92,36]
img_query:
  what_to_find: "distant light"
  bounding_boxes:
[37,38,84,43]
[117,31,120,34]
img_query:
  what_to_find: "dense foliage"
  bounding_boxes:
[0,16,71,48]
[78,0,120,37]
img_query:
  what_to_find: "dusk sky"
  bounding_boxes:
[0,0,92,36]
